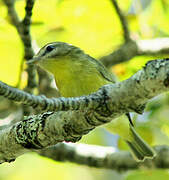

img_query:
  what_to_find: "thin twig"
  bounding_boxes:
[22,0,36,93]
[22,0,35,60]
[3,0,36,93]
[110,0,130,42]
[3,0,20,28]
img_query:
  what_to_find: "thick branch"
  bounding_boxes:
[0,59,168,114]
[39,143,169,170]
[0,110,95,163]
[100,38,169,68]
[0,59,169,163]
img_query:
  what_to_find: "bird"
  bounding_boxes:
[28,42,156,161]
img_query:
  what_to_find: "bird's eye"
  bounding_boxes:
[46,45,55,52]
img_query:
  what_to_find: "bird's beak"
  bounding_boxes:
[26,56,40,65]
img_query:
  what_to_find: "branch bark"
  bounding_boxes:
[0,59,168,113]
[110,0,130,42]
[100,38,169,68]
[3,0,36,93]
[39,143,169,171]
[0,59,168,163]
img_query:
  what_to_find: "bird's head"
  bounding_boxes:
[27,42,84,74]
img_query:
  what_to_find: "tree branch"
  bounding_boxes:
[39,143,169,170]
[0,59,168,114]
[3,0,20,27]
[3,0,36,93]
[100,40,137,68]
[21,0,35,59]
[110,0,130,42]
[100,38,169,68]
[0,59,169,163]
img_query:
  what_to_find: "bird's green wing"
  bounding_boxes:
[88,56,117,83]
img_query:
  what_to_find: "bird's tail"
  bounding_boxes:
[126,124,156,162]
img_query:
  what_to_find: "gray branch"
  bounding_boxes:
[39,143,169,170]
[0,59,169,163]
[0,59,168,114]
[100,38,169,68]
[99,1,169,68]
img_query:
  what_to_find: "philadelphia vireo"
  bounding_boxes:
[28,42,156,162]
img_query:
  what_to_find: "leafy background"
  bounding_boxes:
[0,0,169,179]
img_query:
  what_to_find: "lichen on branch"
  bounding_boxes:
[0,59,168,163]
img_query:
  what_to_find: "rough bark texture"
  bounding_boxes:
[0,59,168,163]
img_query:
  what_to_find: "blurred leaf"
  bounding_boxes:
[126,170,169,180]
[79,127,108,146]
[161,0,169,12]
[113,55,154,80]
[31,0,132,58]
[117,137,129,150]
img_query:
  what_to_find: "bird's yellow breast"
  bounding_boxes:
[58,73,108,97]
[39,56,110,97]
[53,61,110,97]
